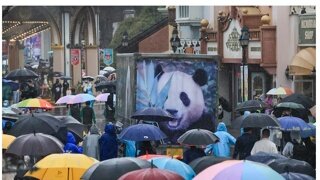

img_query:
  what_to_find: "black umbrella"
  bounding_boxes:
[95,80,116,90]
[281,172,315,180]
[59,76,72,80]
[131,107,175,122]
[8,113,68,144]
[6,133,64,156]
[81,157,152,180]
[4,68,39,80]
[240,113,280,128]
[177,129,219,146]
[53,71,64,77]
[267,158,315,178]
[281,94,315,109]
[246,151,287,164]
[235,100,268,112]
[189,156,230,174]
[57,116,85,143]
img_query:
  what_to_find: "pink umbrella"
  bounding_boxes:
[194,160,284,180]
[67,93,95,104]
[55,95,75,104]
[95,93,110,102]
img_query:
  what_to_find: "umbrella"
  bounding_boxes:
[4,68,39,80]
[9,113,68,144]
[275,102,305,109]
[189,156,230,174]
[67,93,95,104]
[245,151,287,164]
[119,167,184,180]
[267,158,315,178]
[278,116,315,137]
[309,105,316,117]
[138,154,169,160]
[2,79,20,91]
[267,87,293,96]
[57,116,85,142]
[177,129,219,146]
[103,66,116,72]
[82,76,95,81]
[81,157,152,180]
[53,71,64,77]
[16,98,53,109]
[280,172,315,180]
[131,107,175,122]
[281,93,315,109]
[194,160,284,180]
[56,95,75,104]
[6,133,64,156]
[235,100,268,112]
[119,124,167,141]
[25,153,98,180]
[95,93,110,102]
[95,80,116,89]
[241,113,280,128]
[60,76,72,80]
[2,134,16,149]
[149,157,196,180]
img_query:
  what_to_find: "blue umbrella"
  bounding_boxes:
[278,116,315,137]
[2,79,19,91]
[119,124,167,141]
[149,157,196,180]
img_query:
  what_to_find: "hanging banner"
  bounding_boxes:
[100,48,113,65]
[71,49,80,65]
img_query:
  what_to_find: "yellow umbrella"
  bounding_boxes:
[289,47,316,75]
[2,134,16,149]
[25,153,98,180]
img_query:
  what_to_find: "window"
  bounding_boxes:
[179,6,189,18]
[294,79,314,99]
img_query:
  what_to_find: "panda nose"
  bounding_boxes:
[166,109,178,116]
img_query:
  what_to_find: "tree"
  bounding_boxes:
[109,7,164,48]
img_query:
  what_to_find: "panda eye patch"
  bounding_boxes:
[180,92,190,107]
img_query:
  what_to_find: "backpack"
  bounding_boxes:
[292,142,308,161]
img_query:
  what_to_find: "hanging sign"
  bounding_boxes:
[100,48,113,65]
[71,49,80,65]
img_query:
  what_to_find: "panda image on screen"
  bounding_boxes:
[156,64,215,144]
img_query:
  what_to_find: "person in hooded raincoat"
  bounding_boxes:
[205,122,236,157]
[99,123,118,161]
[64,132,83,153]
[83,125,101,160]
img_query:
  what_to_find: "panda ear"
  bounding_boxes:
[193,69,208,86]
[155,64,164,80]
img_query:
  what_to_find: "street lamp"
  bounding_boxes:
[170,27,181,53]
[80,40,86,77]
[239,25,249,102]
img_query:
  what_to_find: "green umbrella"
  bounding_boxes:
[275,102,305,109]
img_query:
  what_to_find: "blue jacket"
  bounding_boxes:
[205,122,236,157]
[64,132,83,153]
[99,124,118,160]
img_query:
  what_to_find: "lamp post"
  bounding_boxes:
[170,27,181,53]
[80,40,86,78]
[122,31,129,47]
[239,26,249,102]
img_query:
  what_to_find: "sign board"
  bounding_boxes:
[166,147,183,159]
[71,49,80,65]
[299,15,316,45]
[100,48,113,65]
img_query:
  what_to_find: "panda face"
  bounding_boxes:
[157,71,205,130]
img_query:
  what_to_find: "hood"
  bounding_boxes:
[217,122,227,132]
[67,132,76,144]
[104,124,116,134]
[89,125,100,134]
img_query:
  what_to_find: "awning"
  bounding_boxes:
[289,47,316,75]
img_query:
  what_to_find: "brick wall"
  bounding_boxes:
[139,26,169,53]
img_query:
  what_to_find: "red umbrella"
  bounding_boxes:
[138,154,169,160]
[118,167,184,180]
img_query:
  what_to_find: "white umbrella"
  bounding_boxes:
[103,66,115,72]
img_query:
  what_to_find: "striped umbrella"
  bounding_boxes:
[16,98,53,109]
[267,87,293,96]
